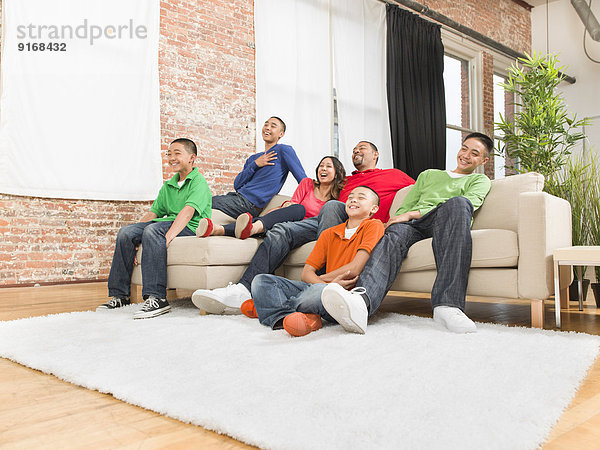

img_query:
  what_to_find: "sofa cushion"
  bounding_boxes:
[400,229,518,272]
[472,172,544,232]
[389,173,543,234]
[284,241,317,266]
[166,236,263,266]
[284,229,518,270]
[389,185,412,218]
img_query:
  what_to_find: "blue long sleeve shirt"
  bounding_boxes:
[234,143,307,208]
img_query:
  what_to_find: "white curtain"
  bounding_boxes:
[0,0,161,200]
[255,0,391,193]
[255,0,332,195]
[332,0,392,170]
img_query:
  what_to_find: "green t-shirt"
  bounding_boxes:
[150,167,212,233]
[395,169,491,218]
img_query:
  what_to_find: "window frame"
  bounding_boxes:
[441,30,517,177]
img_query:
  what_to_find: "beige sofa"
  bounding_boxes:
[132,172,573,328]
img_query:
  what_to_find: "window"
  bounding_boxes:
[443,54,475,169]
[493,73,514,178]
[441,31,482,171]
[493,52,517,178]
[442,30,516,178]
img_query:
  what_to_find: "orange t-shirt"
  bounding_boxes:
[305,219,385,274]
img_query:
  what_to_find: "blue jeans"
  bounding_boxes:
[107,221,195,300]
[222,203,306,237]
[357,196,474,315]
[238,200,348,291]
[212,192,262,219]
[251,274,335,328]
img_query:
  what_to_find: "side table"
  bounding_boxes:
[553,246,600,328]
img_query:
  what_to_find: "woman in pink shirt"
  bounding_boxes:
[198,156,345,239]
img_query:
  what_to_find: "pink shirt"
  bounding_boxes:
[290,177,327,219]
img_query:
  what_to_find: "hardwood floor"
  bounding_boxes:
[1,282,600,448]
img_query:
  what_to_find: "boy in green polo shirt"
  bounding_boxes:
[97,138,212,319]
[322,132,493,334]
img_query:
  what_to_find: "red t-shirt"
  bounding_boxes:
[338,168,415,222]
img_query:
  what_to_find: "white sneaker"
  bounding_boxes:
[191,283,251,315]
[433,306,477,333]
[321,283,368,334]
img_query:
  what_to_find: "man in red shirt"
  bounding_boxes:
[191,141,415,314]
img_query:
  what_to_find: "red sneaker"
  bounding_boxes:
[235,213,254,239]
[196,218,214,238]
[241,299,258,318]
[283,312,322,337]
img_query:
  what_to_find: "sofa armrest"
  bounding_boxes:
[518,192,572,299]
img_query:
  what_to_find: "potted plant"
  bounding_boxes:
[585,153,600,307]
[495,52,590,300]
[547,154,592,301]
[496,52,588,192]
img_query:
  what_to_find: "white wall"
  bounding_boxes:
[531,0,600,154]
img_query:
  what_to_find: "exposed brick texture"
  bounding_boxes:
[0,0,530,287]
[425,0,531,55]
[0,0,256,286]
[482,51,496,178]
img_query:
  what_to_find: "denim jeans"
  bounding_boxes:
[212,192,262,219]
[238,200,348,291]
[251,274,335,328]
[222,203,306,237]
[357,196,474,315]
[107,221,195,300]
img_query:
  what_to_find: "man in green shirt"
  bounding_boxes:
[97,138,212,319]
[320,133,492,334]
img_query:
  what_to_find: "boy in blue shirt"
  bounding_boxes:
[197,116,306,236]
[97,138,212,319]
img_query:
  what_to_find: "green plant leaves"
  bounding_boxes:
[494,52,589,185]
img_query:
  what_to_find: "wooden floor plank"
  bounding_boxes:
[1,282,599,448]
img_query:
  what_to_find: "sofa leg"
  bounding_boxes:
[530,299,544,328]
[130,283,143,303]
[176,289,194,299]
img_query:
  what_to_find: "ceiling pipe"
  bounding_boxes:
[572,0,600,41]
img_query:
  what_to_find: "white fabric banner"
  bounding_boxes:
[255,0,332,196]
[0,0,162,200]
[255,0,392,192]
[332,0,393,170]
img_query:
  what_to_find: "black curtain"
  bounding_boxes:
[386,5,446,179]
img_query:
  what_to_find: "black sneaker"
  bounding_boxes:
[96,296,130,311]
[133,296,171,319]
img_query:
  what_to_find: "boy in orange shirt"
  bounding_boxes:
[244,186,384,337]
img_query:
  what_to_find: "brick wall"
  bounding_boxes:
[0,0,256,286]
[425,0,531,55]
[0,0,530,287]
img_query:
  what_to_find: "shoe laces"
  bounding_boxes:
[107,297,121,307]
[350,287,366,296]
[140,297,161,311]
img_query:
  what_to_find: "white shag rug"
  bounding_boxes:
[1,301,599,450]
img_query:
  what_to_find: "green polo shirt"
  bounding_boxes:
[150,167,212,233]
[395,169,491,218]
